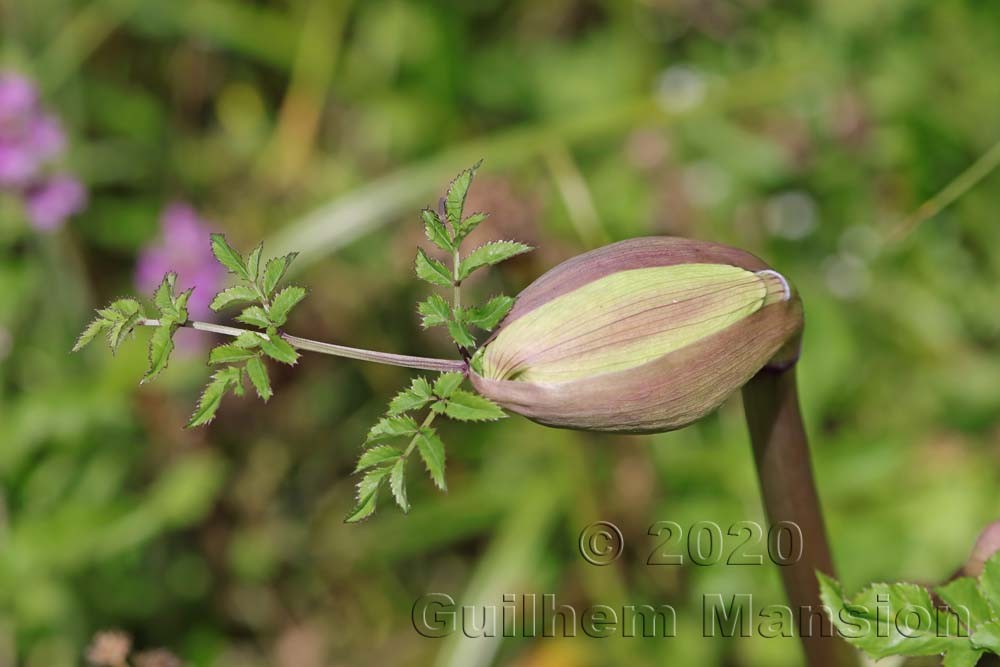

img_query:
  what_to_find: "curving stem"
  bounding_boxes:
[139,319,467,374]
[742,366,859,667]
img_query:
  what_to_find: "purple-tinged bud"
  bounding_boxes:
[469,237,803,434]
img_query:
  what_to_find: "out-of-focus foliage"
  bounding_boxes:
[1,0,999,665]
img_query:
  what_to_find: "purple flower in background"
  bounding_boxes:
[136,203,227,320]
[24,175,87,231]
[0,70,85,231]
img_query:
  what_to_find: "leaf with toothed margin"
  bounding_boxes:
[387,378,434,415]
[442,390,506,422]
[422,208,453,251]
[466,295,514,331]
[936,577,992,630]
[456,212,489,242]
[246,242,263,280]
[245,355,272,401]
[389,458,408,512]
[458,241,532,280]
[433,372,464,399]
[188,366,243,427]
[260,333,299,365]
[268,286,306,326]
[980,552,1000,615]
[209,344,257,365]
[418,294,452,329]
[447,318,476,349]
[445,161,480,229]
[262,253,298,296]
[142,322,176,383]
[345,467,390,523]
[210,285,258,312]
[415,248,453,287]
[366,416,419,443]
[210,234,249,280]
[73,316,111,352]
[355,445,401,472]
[416,429,446,491]
[237,306,271,329]
[153,272,177,312]
[233,331,264,349]
[107,308,143,354]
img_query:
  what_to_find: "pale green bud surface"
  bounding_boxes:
[469,237,802,434]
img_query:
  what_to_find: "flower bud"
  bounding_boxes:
[469,237,803,433]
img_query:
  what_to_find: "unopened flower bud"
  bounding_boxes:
[469,237,803,433]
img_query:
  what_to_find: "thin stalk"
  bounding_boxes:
[138,318,466,374]
[403,412,437,458]
[452,247,461,312]
[742,366,859,667]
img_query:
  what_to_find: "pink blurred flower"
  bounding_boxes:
[136,203,227,320]
[0,70,84,231]
[24,175,87,231]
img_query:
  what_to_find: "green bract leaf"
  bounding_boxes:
[355,445,401,472]
[416,429,446,491]
[245,355,272,401]
[466,295,514,331]
[389,458,409,512]
[366,415,420,443]
[210,285,259,311]
[388,378,434,415]
[445,161,480,229]
[268,285,306,326]
[246,242,263,280]
[209,344,256,365]
[260,333,299,365]
[433,372,464,399]
[447,318,476,349]
[142,322,176,383]
[458,241,532,280]
[345,467,390,523]
[73,316,111,352]
[188,366,242,427]
[418,294,452,329]
[443,390,506,422]
[415,248,453,287]
[263,253,298,296]
[236,306,271,329]
[422,208,453,251]
[210,234,250,280]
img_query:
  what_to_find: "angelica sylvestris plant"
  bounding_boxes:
[77,162,848,664]
[74,163,531,522]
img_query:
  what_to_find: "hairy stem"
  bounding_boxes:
[742,367,859,667]
[139,319,466,373]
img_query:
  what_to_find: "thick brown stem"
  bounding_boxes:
[742,367,859,667]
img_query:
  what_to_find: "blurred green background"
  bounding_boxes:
[2,0,1000,665]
